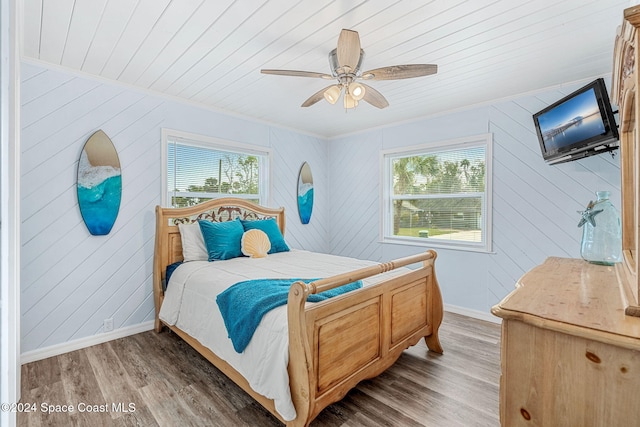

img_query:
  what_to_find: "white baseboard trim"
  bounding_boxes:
[21,321,155,364]
[20,307,498,364]
[444,303,501,324]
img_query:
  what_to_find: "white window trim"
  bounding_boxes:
[161,128,273,207]
[379,133,493,253]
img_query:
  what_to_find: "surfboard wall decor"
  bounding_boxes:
[297,162,313,224]
[77,130,122,235]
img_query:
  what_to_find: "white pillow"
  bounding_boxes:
[178,222,208,262]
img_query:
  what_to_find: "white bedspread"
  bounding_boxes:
[159,249,410,421]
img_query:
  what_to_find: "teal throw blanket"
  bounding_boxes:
[216,278,362,353]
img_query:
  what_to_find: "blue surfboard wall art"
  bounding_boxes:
[77,130,122,235]
[297,162,313,224]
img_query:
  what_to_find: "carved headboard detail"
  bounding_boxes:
[152,198,287,325]
[171,205,267,225]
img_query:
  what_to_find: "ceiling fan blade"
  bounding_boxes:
[301,85,338,107]
[261,69,332,79]
[361,64,438,80]
[336,29,361,72]
[361,83,389,109]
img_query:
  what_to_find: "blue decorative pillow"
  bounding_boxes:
[240,218,289,254]
[164,261,183,291]
[198,219,244,261]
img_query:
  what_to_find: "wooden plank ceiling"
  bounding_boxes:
[22,0,628,138]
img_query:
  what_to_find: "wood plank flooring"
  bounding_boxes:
[18,312,501,426]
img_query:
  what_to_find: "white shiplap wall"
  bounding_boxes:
[328,79,621,316]
[269,128,329,253]
[21,62,164,353]
[20,58,620,353]
[20,61,327,354]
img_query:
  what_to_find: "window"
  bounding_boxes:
[381,134,492,252]
[162,129,271,207]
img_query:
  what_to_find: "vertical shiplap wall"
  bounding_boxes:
[269,128,329,253]
[21,62,164,353]
[161,104,329,252]
[329,79,621,316]
[20,61,327,353]
[20,59,620,352]
[328,131,384,262]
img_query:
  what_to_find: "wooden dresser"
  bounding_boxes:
[492,257,640,426]
[492,6,640,426]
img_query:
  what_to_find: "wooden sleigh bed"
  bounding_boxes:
[153,197,444,426]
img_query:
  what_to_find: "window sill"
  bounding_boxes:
[381,236,493,254]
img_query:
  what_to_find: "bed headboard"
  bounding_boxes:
[153,197,286,330]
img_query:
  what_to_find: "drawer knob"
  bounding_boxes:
[585,351,601,364]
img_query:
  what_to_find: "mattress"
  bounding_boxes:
[158,249,410,421]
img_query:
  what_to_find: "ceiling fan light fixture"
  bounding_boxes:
[349,82,365,101]
[261,29,437,111]
[323,85,341,104]
[344,93,358,109]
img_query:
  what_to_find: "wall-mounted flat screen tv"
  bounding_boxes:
[533,78,619,165]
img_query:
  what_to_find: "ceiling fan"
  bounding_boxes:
[261,29,437,110]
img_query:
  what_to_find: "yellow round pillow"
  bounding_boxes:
[241,229,271,258]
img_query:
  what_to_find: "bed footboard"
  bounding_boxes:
[287,250,443,426]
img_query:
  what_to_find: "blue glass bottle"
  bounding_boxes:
[579,191,622,265]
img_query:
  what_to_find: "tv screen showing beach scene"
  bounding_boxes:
[536,88,606,153]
